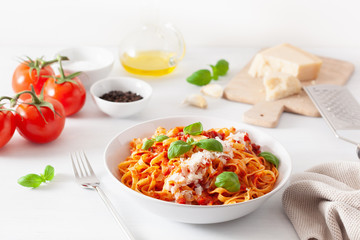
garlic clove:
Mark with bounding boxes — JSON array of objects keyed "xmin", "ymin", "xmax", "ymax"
[
  {"xmin": 184, "ymin": 94, "xmax": 208, "ymax": 109},
  {"xmin": 200, "ymin": 83, "xmax": 223, "ymax": 98}
]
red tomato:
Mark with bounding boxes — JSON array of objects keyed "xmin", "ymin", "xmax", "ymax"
[
  {"xmin": 203, "ymin": 130, "xmax": 225, "ymax": 140},
  {"xmin": 15, "ymin": 97, "xmax": 65, "ymax": 143},
  {"xmin": 44, "ymin": 75, "xmax": 86, "ymax": 116},
  {"xmin": 0, "ymin": 108, "xmax": 16, "ymax": 148},
  {"xmin": 176, "ymin": 196, "xmax": 186, "ymax": 204},
  {"xmin": 12, "ymin": 59, "xmax": 55, "ymax": 99},
  {"xmin": 196, "ymin": 195, "xmax": 213, "ymax": 205}
]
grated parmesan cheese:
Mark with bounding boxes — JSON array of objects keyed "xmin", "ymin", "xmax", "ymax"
[
  {"xmin": 164, "ymin": 137, "xmax": 242, "ymax": 201},
  {"xmin": 195, "ymin": 184, "xmax": 203, "ymax": 196},
  {"xmin": 214, "ymin": 137, "xmax": 234, "ymax": 162},
  {"xmin": 227, "ymin": 131, "xmax": 247, "ymax": 144}
]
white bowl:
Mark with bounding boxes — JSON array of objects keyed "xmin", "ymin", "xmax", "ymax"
[
  {"xmin": 90, "ymin": 77, "xmax": 152, "ymax": 118},
  {"xmin": 104, "ymin": 116, "xmax": 292, "ymax": 224},
  {"xmin": 56, "ymin": 47, "xmax": 114, "ymax": 89}
]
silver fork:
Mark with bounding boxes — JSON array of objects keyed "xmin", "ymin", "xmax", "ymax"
[{"xmin": 71, "ymin": 151, "xmax": 135, "ymax": 240}]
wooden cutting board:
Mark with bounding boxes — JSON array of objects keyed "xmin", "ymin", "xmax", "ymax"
[{"xmin": 224, "ymin": 56, "xmax": 354, "ymax": 128}]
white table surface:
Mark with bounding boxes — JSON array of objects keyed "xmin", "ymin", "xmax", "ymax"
[{"xmin": 1, "ymin": 46, "xmax": 359, "ymax": 240}]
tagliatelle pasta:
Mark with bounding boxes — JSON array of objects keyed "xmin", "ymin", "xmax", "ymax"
[{"xmin": 118, "ymin": 125, "xmax": 279, "ymax": 205}]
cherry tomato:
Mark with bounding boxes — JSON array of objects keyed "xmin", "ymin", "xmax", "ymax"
[
  {"xmin": 44, "ymin": 74, "xmax": 86, "ymax": 116},
  {"xmin": 12, "ymin": 60, "xmax": 55, "ymax": 99},
  {"xmin": 0, "ymin": 108, "xmax": 16, "ymax": 148},
  {"xmin": 15, "ymin": 97, "xmax": 66, "ymax": 143}
]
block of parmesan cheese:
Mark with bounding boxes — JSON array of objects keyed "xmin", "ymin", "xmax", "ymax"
[
  {"xmin": 263, "ymin": 72, "xmax": 302, "ymax": 101},
  {"xmin": 248, "ymin": 43, "xmax": 322, "ymax": 81}
]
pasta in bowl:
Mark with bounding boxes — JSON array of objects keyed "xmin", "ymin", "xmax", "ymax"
[{"xmin": 104, "ymin": 116, "xmax": 292, "ymax": 223}]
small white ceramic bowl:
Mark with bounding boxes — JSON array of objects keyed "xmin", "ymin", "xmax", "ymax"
[
  {"xmin": 56, "ymin": 47, "xmax": 114, "ymax": 89},
  {"xmin": 90, "ymin": 77, "xmax": 152, "ymax": 118},
  {"xmin": 104, "ymin": 116, "xmax": 292, "ymax": 224}
]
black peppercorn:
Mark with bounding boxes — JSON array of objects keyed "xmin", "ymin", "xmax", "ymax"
[{"xmin": 100, "ymin": 90, "xmax": 143, "ymax": 103}]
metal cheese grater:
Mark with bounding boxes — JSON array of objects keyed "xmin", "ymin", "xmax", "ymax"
[{"xmin": 304, "ymin": 84, "xmax": 360, "ymax": 159}]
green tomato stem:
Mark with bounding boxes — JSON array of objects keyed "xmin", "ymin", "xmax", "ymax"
[
  {"xmin": 13, "ymin": 90, "xmax": 42, "ymax": 105},
  {"xmin": 0, "ymin": 96, "xmax": 13, "ymax": 102},
  {"xmin": 23, "ymin": 56, "xmax": 67, "ymax": 80},
  {"xmin": 10, "ymin": 85, "xmax": 58, "ymax": 123},
  {"xmin": 49, "ymin": 55, "xmax": 81, "ymax": 85},
  {"xmin": 41, "ymin": 55, "xmax": 69, "ymax": 68},
  {"xmin": 57, "ymin": 55, "xmax": 66, "ymax": 79}
]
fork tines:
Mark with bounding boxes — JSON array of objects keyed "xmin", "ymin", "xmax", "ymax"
[{"xmin": 71, "ymin": 151, "xmax": 97, "ymax": 180}]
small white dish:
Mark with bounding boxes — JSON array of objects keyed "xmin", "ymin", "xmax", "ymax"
[
  {"xmin": 90, "ymin": 77, "xmax": 152, "ymax": 118},
  {"xmin": 104, "ymin": 116, "xmax": 292, "ymax": 224},
  {"xmin": 56, "ymin": 47, "xmax": 114, "ymax": 89}
]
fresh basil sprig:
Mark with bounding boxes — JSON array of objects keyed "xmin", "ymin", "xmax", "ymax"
[
  {"xmin": 211, "ymin": 59, "xmax": 229, "ymax": 80},
  {"xmin": 187, "ymin": 59, "xmax": 229, "ymax": 86},
  {"xmin": 155, "ymin": 135, "xmax": 169, "ymax": 142},
  {"xmin": 142, "ymin": 139, "xmax": 155, "ymax": 150},
  {"xmin": 186, "ymin": 137, "xmax": 195, "ymax": 144},
  {"xmin": 186, "ymin": 69, "xmax": 212, "ymax": 86},
  {"xmin": 183, "ymin": 122, "xmax": 203, "ymax": 136},
  {"xmin": 215, "ymin": 171, "xmax": 240, "ymax": 192},
  {"xmin": 196, "ymin": 138, "xmax": 223, "ymax": 152},
  {"xmin": 18, "ymin": 165, "xmax": 55, "ymax": 188},
  {"xmin": 259, "ymin": 151, "xmax": 279, "ymax": 168},
  {"xmin": 168, "ymin": 140, "xmax": 193, "ymax": 159},
  {"xmin": 142, "ymin": 135, "xmax": 169, "ymax": 150},
  {"xmin": 167, "ymin": 138, "xmax": 223, "ymax": 159}
]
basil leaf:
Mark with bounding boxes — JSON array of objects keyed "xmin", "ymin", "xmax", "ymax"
[
  {"xmin": 142, "ymin": 139, "xmax": 155, "ymax": 150},
  {"xmin": 168, "ymin": 140, "xmax": 192, "ymax": 159},
  {"xmin": 215, "ymin": 59, "xmax": 229, "ymax": 76},
  {"xmin": 215, "ymin": 172, "xmax": 240, "ymax": 192},
  {"xmin": 18, "ymin": 174, "xmax": 44, "ymax": 188},
  {"xmin": 43, "ymin": 165, "xmax": 55, "ymax": 181},
  {"xmin": 186, "ymin": 137, "xmax": 195, "ymax": 145},
  {"xmin": 210, "ymin": 65, "xmax": 219, "ymax": 80},
  {"xmin": 155, "ymin": 135, "xmax": 169, "ymax": 142},
  {"xmin": 195, "ymin": 139, "xmax": 223, "ymax": 152},
  {"xmin": 186, "ymin": 69, "xmax": 212, "ymax": 86},
  {"xmin": 259, "ymin": 151, "xmax": 279, "ymax": 168},
  {"xmin": 184, "ymin": 122, "xmax": 203, "ymax": 136}
]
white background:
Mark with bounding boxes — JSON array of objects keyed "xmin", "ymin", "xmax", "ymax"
[
  {"xmin": 1, "ymin": 1, "xmax": 360, "ymax": 240},
  {"xmin": 1, "ymin": 0, "xmax": 360, "ymax": 48},
  {"xmin": 4, "ymin": 46, "xmax": 359, "ymax": 240}
]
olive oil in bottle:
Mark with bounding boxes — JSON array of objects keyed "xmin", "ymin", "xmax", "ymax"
[{"xmin": 120, "ymin": 50, "xmax": 177, "ymax": 76}]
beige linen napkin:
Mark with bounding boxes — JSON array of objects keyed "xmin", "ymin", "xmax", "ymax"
[{"xmin": 282, "ymin": 161, "xmax": 360, "ymax": 240}]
